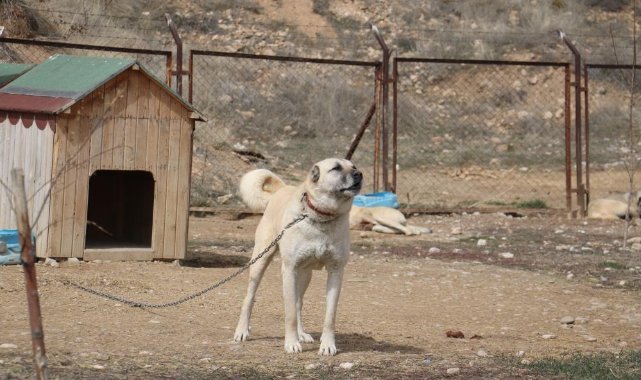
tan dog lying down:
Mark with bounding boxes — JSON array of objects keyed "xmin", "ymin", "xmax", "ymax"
[
  {"xmin": 349, "ymin": 205, "xmax": 432, "ymax": 235},
  {"xmin": 587, "ymin": 191, "xmax": 641, "ymax": 219}
]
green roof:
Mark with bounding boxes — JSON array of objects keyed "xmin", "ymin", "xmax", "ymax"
[
  {"xmin": 2, "ymin": 55, "xmax": 133, "ymax": 99},
  {"xmin": 0, "ymin": 63, "xmax": 34, "ymax": 87},
  {"xmin": 0, "ymin": 54, "xmax": 204, "ymax": 119}
]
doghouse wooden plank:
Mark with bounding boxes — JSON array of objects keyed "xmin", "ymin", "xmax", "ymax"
[
  {"xmin": 145, "ymin": 80, "xmax": 161, "ymax": 172},
  {"xmin": 83, "ymin": 248, "xmax": 154, "ymax": 262},
  {"xmin": 153, "ymin": 91, "xmax": 171, "ymax": 258},
  {"xmin": 60, "ymin": 108, "xmax": 80, "ymax": 258},
  {"xmin": 89, "ymin": 87, "xmax": 105, "ymax": 174},
  {"xmin": 47, "ymin": 116, "xmax": 69, "ymax": 257},
  {"xmin": 135, "ymin": 74, "xmax": 150, "ymax": 169},
  {"xmin": 0, "ymin": 120, "xmax": 9, "ymax": 227},
  {"xmin": 162, "ymin": 98, "xmax": 182, "ymax": 259},
  {"xmin": 174, "ymin": 108, "xmax": 192, "ymax": 259},
  {"xmin": 123, "ymin": 71, "xmax": 138, "ymax": 171},
  {"xmin": 100, "ymin": 79, "xmax": 117, "ymax": 169},
  {"xmin": 111, "ymin": 73, "xmax": 129, "ymax": 168},
  {"xmin": 71, "ymin": 97, "xmax": 93, "ymax": 258},
  {"xmin": 34, "ymin": 126, "xmax": 54, "ymax": 257}
]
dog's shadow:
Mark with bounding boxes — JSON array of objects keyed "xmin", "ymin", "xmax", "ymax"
[
  {"xmin": 181, "ymin": 252, "xmax": 250, "ymax": 268},
  {"xmin": 252, "ymin": 333, "xmax": 423, "ymax": 354}
]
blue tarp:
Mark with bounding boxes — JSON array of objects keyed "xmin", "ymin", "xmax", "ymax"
[
  {"xmin": 0, "ymin": 229, "xmax": 23, "ymax": 265},
  {"xmin": 353, "ymin": 192, "xmax": 400, "ymax": 208}
]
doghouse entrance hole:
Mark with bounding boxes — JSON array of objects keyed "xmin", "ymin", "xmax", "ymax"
[{"xmin": 85, "ymin": 170, "xmax": 154, "ymax": 249}]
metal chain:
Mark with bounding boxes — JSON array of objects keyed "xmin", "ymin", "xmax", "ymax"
[{"xmin": 63, "ymin": 214, "xmax": 308, "ymax": 308}]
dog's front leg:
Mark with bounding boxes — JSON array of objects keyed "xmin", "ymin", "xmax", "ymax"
[
  {"xmin": 282, "ymin": 267, "xmax": 302, "ymax": 353},
  {"xmin": 296, "ymin": 268, "xmax": 314, "ymax": 343},
  {"xmin": 319, "ymin": 267, "xmax": 344, "ymax": 356}
]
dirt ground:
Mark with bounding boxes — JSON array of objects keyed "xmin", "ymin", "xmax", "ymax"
[{"xmin": 1, "ymin": 211, "xmax": 641, "ymax": 379}]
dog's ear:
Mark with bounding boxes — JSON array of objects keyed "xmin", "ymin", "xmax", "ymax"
[{"xmin": 311, "ymin": 165, "xmax": 320, "ymax": 183}]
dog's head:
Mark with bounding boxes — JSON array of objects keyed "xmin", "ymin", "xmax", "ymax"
[{"xmin": 305, "ymin": 158, "xmax": 362, "ymax": 207}]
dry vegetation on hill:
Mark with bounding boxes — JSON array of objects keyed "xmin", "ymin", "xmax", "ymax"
[{"xmin": 2, "ymin": 0, "xmax": 638, "ymax": 62}]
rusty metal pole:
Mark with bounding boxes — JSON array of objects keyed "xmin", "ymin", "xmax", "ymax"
[
  {"xmin": 346, "ymin": 102, "xmax": 376, "ymax": 160},
  {"xmin": 11, "ymin": 169, "xmax": 48, "ymax": 380},
  {"xmin": 558, "ymin": 30, "xmax": 585, "ymax": 217},
  {"xmin": 165, "ymin": 13, "xmax": 183, "ymax": 96},
  {"xmin": 188, "ymin": 50, "xmax": 194, "ymax": 104},
  {"xmin": 371, "ymin": 23, "xmax": 390, "ymax": 191},
  {"xmin": 583, "ymin": 65, "xmax": 590, "ymax": 207},
  {"xmin": 391, "ymin": 55, "xmax": 398, "ymax": 193},
  {"xmin": 564, "ymin": 64, "xmax": 572, "ymax": 213},
  {"xmin": 373, "ymin": 64, "xmax": 382, "ymax": 192}
]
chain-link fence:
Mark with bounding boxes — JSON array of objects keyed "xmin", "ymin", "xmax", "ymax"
[
  {"xmin": 189, "ymin": 51, "xmax": 378, "ymax": 209},
  {"xmin": 393, "ymin": 58, "xmax": 570, "ymax": 209},
  {"xmin": 0, "ymin": 37, "xmax": 170, "ymax": 84},
  {"xmin": 586, "ymin": 64, "xmax": 641, "ymax": 202}
]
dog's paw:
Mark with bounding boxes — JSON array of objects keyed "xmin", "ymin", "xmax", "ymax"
[
  {"xmin": 319, "ymin": 333, "xmax": 337, "ymax": 356},
  {"xmin": 233, "ymin": 328, "xmax": 250, "ymax": 342},
  {"xmin": 318, "ymin": 342, "xmax": 337, "ymax": 356},
  {"xmin": 298, "ymin": 331, "xmax": 315, "ymax": 343},
  {"xmin": 284, "ymin": 340, "xmax": 303, "ymax": 354}
]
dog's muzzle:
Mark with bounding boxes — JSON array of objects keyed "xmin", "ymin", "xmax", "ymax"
[{"xmin": 342, "ymin": 170, "xmax": 363, "ymax": 193}]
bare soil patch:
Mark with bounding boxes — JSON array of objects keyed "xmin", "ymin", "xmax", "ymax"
[{"xmin": 1, "ymin": 212, "xmax": 641, "ymax": 378}]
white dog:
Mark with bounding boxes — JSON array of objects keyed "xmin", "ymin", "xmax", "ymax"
[
  {"xmin": 349, "ymin": 205, "xmax": 432, "ymax": 235},
  {"xmin": 234, "ymin": 159, "xmax": 362, "ymax": 355},
  {"xmin": 588, "ymin": 191, "xmax": 641, "ymax": 220}
]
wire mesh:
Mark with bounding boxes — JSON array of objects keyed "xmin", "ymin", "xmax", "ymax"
[
  {"xmin": 0, "ymin": 38, "xmax": 169, "ymax": 82},
  {"xmin": 190, "ymin": 52, "xmax": 377, "ymax": 209},
  {"xmin": 395, "ymin": 59, "xmax": 568, "ymax": 209},
  {"xmin": 586, "ymin": 65, "xmax": 641, "ymax": 201}
]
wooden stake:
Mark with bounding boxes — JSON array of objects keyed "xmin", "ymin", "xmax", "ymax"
[{"xmin": 11, "ymin": 169, "xmax": 49, "ymax": 380}]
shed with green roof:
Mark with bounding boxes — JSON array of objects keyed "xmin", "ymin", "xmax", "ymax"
[{"xmin": 0, "ymin": 54, "xmax": 204, "ymax": 261}]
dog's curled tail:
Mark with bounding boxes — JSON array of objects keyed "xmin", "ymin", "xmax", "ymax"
[{"xmin": 239, "ymin": 169, "xmax": 286, "ymax": 212}]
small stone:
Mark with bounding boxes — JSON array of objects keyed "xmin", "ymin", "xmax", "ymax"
[
  {"xmin": 560, "ymin": 316, "xmax": 575, "ymax": 325},
  {"xmin": 44, "ymin": 257, "xmax": 56, "ymax": 266},
  {"xmin": 67, "ymin": 257, "xmax": 80, "ymax": 265},
  {"xmin": 477, "ymin": 348, "xmax": 488, "ymax": 357},
  {"xmin": 584, "ymin": 336, "xmax": 597, "ymax": 342},
  {"xmin": 428, "ymin": 247, "xmax": 441, "ymax": 254},
  {"xmin": 0, "ymin": 343, "xmax": 17, "ymax": 349},
  {"xmin": 450, "ymin": 227, "xmax": 462, "ymax": 235},
  {"xmin": 499, "ymin": 252, "xmax": 514, "ymax": 259},
  {"xmin": 541, "ymin": 334, "xmax": 556, "ymax": 340},
  {"xmin": 453, "ymin": 248, "xmax": 464, "ymax": 254},
  {"xmin": 305, "ymin": 363, "xmax": 319, "ymax": 370},
  {"xmin": 446, "ymin": 367, "xmax": 460, "ymax": 375},
  {"xmin": 566, "ymin": 272, "xmax": 574, "ymax": 280},
  {"xmin": 575, "ymin": 317, "xmax": 589, "ymax": 324},
  {"xmin": 339, "ymin": 362, "xmax": 354, "ymax": 370},
  {"xmin": 516, "ymin": 350, "xmax": 525, "ymax": 357},
  {"xmin": 149, "ymin": 320, "xmax": 161, "ymax": 324},
  {"xmin": 92, "ymin": 364, "xmax": 105, "ymax": 370},
  {"xmin": 477, "ymin": 239, "xmax": 487, "ymax": 247},
  {"xmin": 619, "ymin": 280, "xmax": 626, "ymax": 286},
  {"xmin": 422, "ymin": 358, "xmax": 432, "ymax": 365}
]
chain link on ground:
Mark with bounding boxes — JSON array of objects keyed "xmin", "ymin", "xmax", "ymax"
[{"xmin": 62, "ymin": 214, "xmax": 308, "ymax": 308}]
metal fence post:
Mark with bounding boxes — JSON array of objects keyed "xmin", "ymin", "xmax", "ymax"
[
  {"xmin": 165, "ymin": 13, "xmax": 183, "ymax": 96},
  {"xmin": 371, "ymin": 23, "xmax": 391, "ymax": 191},
  {"xmin": 558, "ymin": 30, "xmax": 586, "ymax": 217}
]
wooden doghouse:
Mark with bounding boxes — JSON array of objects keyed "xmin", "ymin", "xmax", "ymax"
[{"xmin": 0, "ymin": 55, "xmax": 204, "ymax": 261}]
